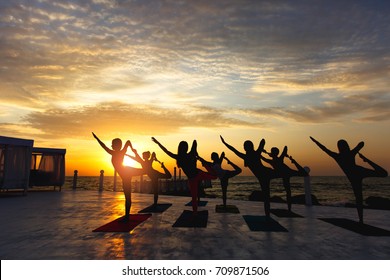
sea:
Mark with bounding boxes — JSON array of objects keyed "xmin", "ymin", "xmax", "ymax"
[{"xmin": 63, "ymin": 175, "xmax": 390, "ymax": 207}]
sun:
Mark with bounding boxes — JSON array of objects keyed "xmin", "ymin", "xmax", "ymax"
[{"xmin": 123, "ymin": 156, "xmax": 140, "ymax": 168}]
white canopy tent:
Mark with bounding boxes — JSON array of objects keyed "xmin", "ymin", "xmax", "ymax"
[
  {"xmin": 30, "ymin": 147, "xmax": 66, "ymax": 191},
  {"xmin": 1, "ymin": 135, "xmax": 67, "ymax": 193},
  {"xmin": 0, "ymin": 136, "xmax": 34, "ymax": 192}
]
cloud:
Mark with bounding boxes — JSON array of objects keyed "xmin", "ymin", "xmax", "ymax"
[
  {"xmin": 17, "ymin": 102, "xmax": 256, "ymax": 139},
  {"xmin": 245, "ymin": 93, "xmax": 390, "ymax": 123},
  {"xmin": 1, "ymin": 0, "xmax": 389, "ymax": 139},
  {"xmin": 16, "ymin": 91, "xmax": 389, "ymax": 143}
]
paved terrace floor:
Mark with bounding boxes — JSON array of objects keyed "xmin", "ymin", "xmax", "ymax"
[{"xmin": 0, "ymin": 190, "xmax": 389, "ymax": 260}]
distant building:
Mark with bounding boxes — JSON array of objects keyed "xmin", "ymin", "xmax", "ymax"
[{"xmin": 0, "ymin": 135, "xmax": 66, "ymax": 193}]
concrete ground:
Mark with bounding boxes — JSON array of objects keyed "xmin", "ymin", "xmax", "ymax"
[{"xmin": 0, "ymin": 190, "xmax": 389, "ymax": 260}]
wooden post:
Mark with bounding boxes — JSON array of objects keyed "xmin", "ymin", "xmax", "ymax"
[
  {"xmin": 99, "ymin": 170, "xmax": 104, "ymax": 192},
  {"xmin": 72, "ymin": 170, "xmax": 78, "ymax": 190},
  {"xmin": 304, "ymin": 166, "xmax": 312, "ymax": 206}
]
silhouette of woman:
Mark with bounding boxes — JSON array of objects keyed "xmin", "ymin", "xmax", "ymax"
[
  {"xmin": 92, "ymin": 132, "xmax": 144, "ymax": 222},
  {"xmin": 152, "ymin": 137, "xmax": 217, "ymax": 215},
  {"xmin": 310, "ymin": 137, "xmax": 388, "ymax": 223},
  {"xmin": 198, "ymin": 151, "xmax": 242, "ymax": 208},
  {"xmin": 127, "ymin": 148, "xmax": 172, "ymax": 206},
  {"xmin": 261, "ymin": 146, "xmax": 308, "ymax": 212},
  {"xmin": 220, "ymin": 136, "xmax": 276, "ymax": 217}
]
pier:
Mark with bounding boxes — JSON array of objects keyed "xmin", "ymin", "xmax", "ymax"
[{"xmin": 0, "ymin": 190, "xmax": 389, "ymax": 260}]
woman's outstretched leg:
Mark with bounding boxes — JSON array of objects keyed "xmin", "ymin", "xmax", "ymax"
[
  {"xmin": 359, "ymin": 153, "xmax": 388, "ymax": 177},
  {"xmin": 160, "ymin": 162, "xmax": 172, "ymax": 179},
  {"xmin": 225, "ymin": 157, "xmax": 242, "ymax": 177},
  {"xmin": 289, "ymin": 156, "xmax": 308, "ymax": 177}
]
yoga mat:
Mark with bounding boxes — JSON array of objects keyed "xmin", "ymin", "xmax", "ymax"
[
  {"xmin": 172, "ymin": 210, "xmax": 208, "ymax": 228},
  {"xmin": 319, "ymin": 218, "xmax": 390, "ymax": 236},
  {"xmin": 92, "ymin": 214, "xmax": 152, "ymax": 232},
  {"xmin": 138, "ymin": 203, "xmax": 172, "ymax": 213},
  {"xmin": 270, "ymin": 209, "xmax": 303, "ymax": 218},
  {"xmin": 216, "ymin": 204, "xmax": 240, "ymax": 213},
  {"xmin": 243, "ymin": 215, "xmax": 288, "ymax": 232},
  {"xmin": 185, "ymin": 200, "xmax": 208, "ymax": 206}
]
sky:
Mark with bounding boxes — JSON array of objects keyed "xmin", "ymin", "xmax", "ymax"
[{"xmin": 1, "ymin": 0, "xmax": 389, "ymax": 176}]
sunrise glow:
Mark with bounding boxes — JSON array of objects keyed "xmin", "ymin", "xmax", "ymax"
[{"xmin": 1, "ymin": 0, "xmax": 389, "ymax": 176}]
